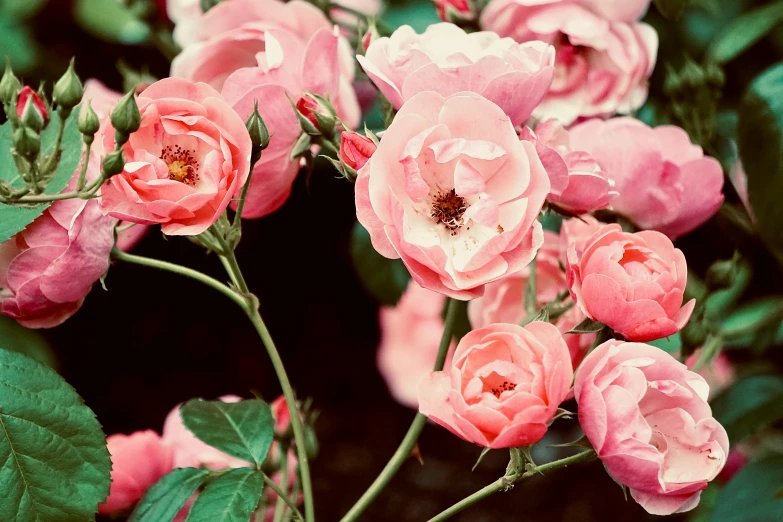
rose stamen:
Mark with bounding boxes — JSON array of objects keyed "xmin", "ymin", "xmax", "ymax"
[
  {"xmin": 161, "ymin": 145, "xmax": 199, "ymax": 185},
  {"xmin": 431, "ymin": 188, "xmax": 467, "ymax": 236},
  {"xmin": 490, "ymin": 380, "xmax": 516, "ymax": 398}
]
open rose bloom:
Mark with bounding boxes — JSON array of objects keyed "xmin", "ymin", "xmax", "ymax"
[
  {"xmin": 419, "ymin": 322, "xmax": 572, "ymax": 448},
  {"xmin": 575, "ymin": 341, "xmax": 729, "ymax": 515},
  {"xmin": 355, "ymin": 91, "xmax": 550, "ymax": 299},
  {"xmin": 99, "ymin": 78, "xmax": 252, "ymax": 235}
]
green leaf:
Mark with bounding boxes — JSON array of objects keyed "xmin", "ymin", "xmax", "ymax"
[
  {"xmin": 186, "ymin": 468, "xmax": 264, "ymax": 522},
  {"xmin": 73, "ymin": 0, "xmax": 151, "ymax": 44},
  {"xmin": 708, "ymin": 457, "xmax": 783, "ymax": 522},
  {"xmin": 710, "ymin": 375, "xmax": 783, "ymax": 442},
  {"xmin": 738, "ymin": 63, "xmax": 783, "ymax": 262},
  {"xmin": 0, "ymin": 0, "xmax": 49, "ymax": 19},
  {"xmin": 0, "ymin": 18, "xmax": 38, "ymax": 72},
  {"xmin": 722, "ymin": 297, "xmax": 783, "ymax": 349},
  {"xmin": 383, "ymin": 0, "xmax": 441, "ymax": 32},
  {"xmin": 0, "ymin": 348, "xmax": 111, "ymax": 521},
  {"xmin": 648, "ymin": 332, "xmax": 682, "ymax": 354},
  {"xmin": 350, "ymin": 220, "xmax": 410, "ymax": 306},
  {"xmin": 566, "ymin": 318, "xmax": 605, "ymax": 335},
  {"xmin": 471, "ymin": 447, "xmax": 492, "ymax": 472},
  {"xmin": 180, "ymin": 399, "xmax": 275, "ymax": 468},
  {"xmin": 653, "ymin": 0, "xmax": 691, "ymax": 19},
  {"xmin": 0, "ymin": 316, "xmax": 57, "ymax": 369},
  {"xmin": 129, "ymin": 468, "xmax": 210, "ymax": 522},
  {"xmin": 708, "ymin": 1, "xmax": 783, "ymax": 64},
  {"xmin": 0, "ymin": 106, "xmax": 85, "ymax": 243}
]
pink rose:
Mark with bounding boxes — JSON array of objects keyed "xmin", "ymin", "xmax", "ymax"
[
  {"xmin": 729, "ymin": 160, "xmax": 754, "ymax": 222},
  {"xmin": 331, "ymin": 0, "xmax": 383, "ymax": 28},
  {"xmin": 99, "ymin": 78, "xmax": 252, "ymax": 236},
  {"xmin": 162, "ymin": 395, "xmax": 252, "ymax": 469},
  {"xmin": 355, "ymin": 91, "xmax": 550, "ymax": 300},
  {"xmin": 569, "ymin": 118, "xmax": 725, "ymax": 239},
  {"xmin": 578, "ymin": 0, "xmax": 651, "ymax": 22},
  {"xmin": 167, "ymin": 0, "xmax": 202, "ymax": 47},
  {"xmin": 358, "ymin": 23, "xmax": 555, "ymax": 127},
  {"xmin": 481, "ymin": 2, "xmax": 657, "ymax": 124},
  {"xmin": 468, "ymin": 231, "xmax": 592, "ymax": 367},
  {"xmin": 686, "ymin": 350, "xmax": 735, "ymax": 399},
  {"xmin": 377, "ymin": 280, "xmax": 454, "ymax": 408},
  {"xmin": 220, "ymin": 27, "xmax": 360, "ymax": 219},
  {"xmin": 567, "ymin": 224, "xmax": 695, "ymax": 342},
  {"xmin": 558, "ymin": 214, "xmax": 604, "ymax": 265},
  {"xmin": 418, "ymin": 321, "xmax": 573, "ymax": 448},
  {"xmin": 574, "ymin": 340, "xmax": 729, "ymax": 515},
  {"xmin": 434, "ymin": 0, "xmax": 475, "ymax": 22},
  {"xmin": 340, "ymin": 131, "xmax": 377, "ymax": 171},
  {"xmin": 520, "ymin": 119, "xmax": 617, "ymax": 214},
  {"xmin": 99, "ymin": 430, "xmax": 174, "ymax": 515}
]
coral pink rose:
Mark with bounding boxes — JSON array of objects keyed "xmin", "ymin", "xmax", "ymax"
[
  {"xmin": 468, "ymin": 231, "xmax": 592, "ymax": 367},
  {"xmin": 162, "ymin": 395, "xmax": 252, "ymax": 469},
  {"xmin": 99, "ymin": 78, "xmax": 252, "ymax": 235},
  {"xmin": 99, "ymin": 430, "xmax": 174, "ymax": 515},
  {"xmin": 419, "ymin": 321, "xmax": 572, "ymax": 448},
  {"xmin": 574, "ymin": 340, "xmax": 729, "ymax": 515},
  {"xmin": 558, "ymin": 214, "xmax": 604, "ymax": 266},
  {"xmin": 355, "ymin": 91, "xmax": 550, "ymax": 300},
  {"xmin": 358, "ymin": 23, "xmax": 555, "ymax": 127},
  {"xmin": 567, "ymin": 224, "xmax": 695, "ymax": 342},
  {"xmin": 220, "ymin": 27, "xmax": 360, "ymax": 219},
  {"xmin": 521, "ymin": 119, "xmax": 617, "ymax": 214},
  {"xmin": 569, "ymin": 118, "xmax": 724, "ymax": 238},
  {"xmin": 481, "ymin": 2, "xmax": 657, "ymax": 124},
  {"xmin": 377, "ymin": 280, "xmax": 454, "ymax": 408}
]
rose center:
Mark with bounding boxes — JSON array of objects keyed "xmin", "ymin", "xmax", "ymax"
[
  {"xmin": 161, "ymin": 145, "xmax": 199, "ymax": 185},
  {"xmin": 489, "ymin": 380, "xmax": 516, "ymax": 398},
  {"xmin": 431, "ymin": 188, "xmax": 467, "ymax": 235}
]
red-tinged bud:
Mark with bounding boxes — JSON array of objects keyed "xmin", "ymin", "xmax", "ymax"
[
  {"xmin": 434, "ymin": 0, "xmax": 475, "ymax": 22},
  {"xmin": 296, "ymin": 96, "xmax": 320, "ymax": 128},
  {"xmin": 340, "ymin": 131, "xmax": 377, "ymax": 170},
  {"xmin": 16, "ymin": 86, "xmax": 48, "ymax": 128}
]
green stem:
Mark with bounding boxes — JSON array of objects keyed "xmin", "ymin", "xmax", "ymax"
[
  {"xmin": 273, "ymin": 446, "xmax": 290, "ymax": 522},
  {"xmin": 41, "ymin": 111, "xmax": 67, "ymax": 175},
  {"xmin": 340, "ymin": 298, "xmax": 460, "ymax": 522},
  {"xmin": 427, "ymin": 450, "xmax": 597, "ymax": 522},
  {"xmin": 524, "ymin": 256, "xmax": 537, "ymax": 315},
  {"xmin": 229, "ymin": 158, "xmax": 258, "ymax": 244},
  {"xmin": 76, "ymin": 142, "xmax": 92, "ymax": 192},
  {"xmin": 109, "ymin": 248, "xmax": 247, "ymax": 310},
  {"xmin": 264, "ymin": 470, "xmax": 303, "ymax": 522}
]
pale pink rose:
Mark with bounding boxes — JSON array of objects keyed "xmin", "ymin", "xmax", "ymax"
[
  {"xmin": 520, "ymin": 119, "xmax": 617, "ymax": 214},
  {"xmin": 481, "ymin": 2, "xmax": 657, "ymax": 124},
  {"xmin": 220, "ymin": 27, "xmax": 360, "ymax": 219},
  {"xmin": 355, "ymin": 91, "xmax": 550, "ymax": 300},
  {"xmin": 468, "ymin": 231, "xmax": 592, "ymax": 367},
  {"xmin": 686, "ymin": 351, "xmax": 735, "ymax": 400},
  {"xmin": 377, "ymin": 280, "xmax": 454, "ymax": 408},
  {"xmin": 567, "ymin": 224, "xmax": 695, "ymax": 342},
  {"xmin": 558, "ymin": 214, "xmax": 604, "ymax": 266},
  {"xmin": 167, "ymin": 0, "xmax": 202, "ymax": 47},
  {"xmin": 331, "ymin": 0, "xmax": 383, "ymax": 27},
  {"xmin": 162, "ymin": 395, "xmax": 252, "ymax": 469},
  {"xmin": 99, "ymin": 430, "xmax": 174, "ymax": 515},
  {"xmin": 358, "ymin": 23, "xmax": 555, "ymax": 127},
  {"xmin": 419, "ymin": 321, "xmax": 573, "ymax": 448},
  {"xmin": 574, "ymin": 340, "xmax": 729, "ymax": 515},
  {"xmin": 99, "ymin": 78, "xmax": 252, "ymax": 236},
  {"xmin": 569, "ymin": 118, "xmax": 724, "ymax": 239},
  {"xmin": 729, "ymin": 160, "xmax": 754, "ymax": 222}
]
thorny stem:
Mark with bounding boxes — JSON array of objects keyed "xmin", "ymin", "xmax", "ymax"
[
  {"xmin": 427, "ymin": 450, "xmax": 598, "ymax": 522},
  {"xmin": 339, "ymin": 298, "xmax": 460, "ymax": 522}
]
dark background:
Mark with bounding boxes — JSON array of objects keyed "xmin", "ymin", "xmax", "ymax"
[{"xmin": 7, "ymin": 0, "xmax": 783, "ymax": 520}]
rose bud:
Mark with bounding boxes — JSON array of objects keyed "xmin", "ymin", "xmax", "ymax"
[
  {"xmin": 568, "ymin": 118, "xmax": 724, "ymax": 239},
  {"xmin": 52, "ymin": 59, "xmax": 83, "ymax": 110},
  {"xmin": 98, "ymin": 78, "xmax": 252, "ymax": 236},
  {"xmin": 0, "ymin": 59, "xmax": 21, "ymax": 104},
  {"xmin": 355, "ymin": 91, "xmax": 550, "ymax": 300},
  {"xmin": 99, "ymin": 431, "xmax": 173, "ymax": 516},
  {"xmin": 357, "ymin": 23, "xmax": 555, "ymax": 127},
  {"xmin": 434, "ymin": 0, "xmax": 475, "ymax": 22},
  {"xmin": 16, "ymin": 86, "xmax": 48, "ymax": 130},
  {"xmin": 418, "ymin": 322, "xmax": 572, "ymax": 448},
  {"xmin": 340, "ymin": 131, "xmax": 376, "ymax": 171},
  {"xmin": 520, "ymin": 119, "xmax": 617, "ymax": 215},
  {"xmin": 575, "ymin": 340, "xmax": 728, "ymax": 515},
  {"xmin": 566, "ymin": 224, "xmax": 695, "ymax": 342}
]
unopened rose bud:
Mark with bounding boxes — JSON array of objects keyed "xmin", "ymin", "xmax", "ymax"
[
  {"xmin": 102, "ymin": 150, "xmax": 126, "ymax": 178},
  {"xmin": 706, "ymin": 252, "xmax": 740, "ymax": 291},
  {"xmin": 111, "ymin": 90, "xmax": 141, "ymax": 144},
  {"xmin": 295, "ymin": 96, "xmax": 322, "ymax": 135},
  {"xmin": 434, "ymin": 0, "xmax": 475, "ymax": 22},
  {"xmin": 17, "ymin": 87, "xmax": 47, "ymax": 132},
  {"xmin": 52, "ymin": 59, "xmax": 83, "ymax": 110},
  {"xmin": 78, "ymin": 100, "xmax": 101, "ymax": 145},
  {"xmin": 304, "ymin": 425, "xmax": 319, "ymax": 460},
  {"xmin": 245, "ymin": 102, "xmax": 270, "ymax": 152},
  {"xmin": 361, "ymin": 21, "xmax": 380, "ymax": 54},
  {"xmin": 0, "ymin": 59, "xmax": 21, "ymax": 105},
  {"xmin": 340, "ymin": 131, "xmax": 377, "ymax": 170},
  {"xmin": 13, "ymin": 126, "xmax": 41, "ymax": 159}
]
